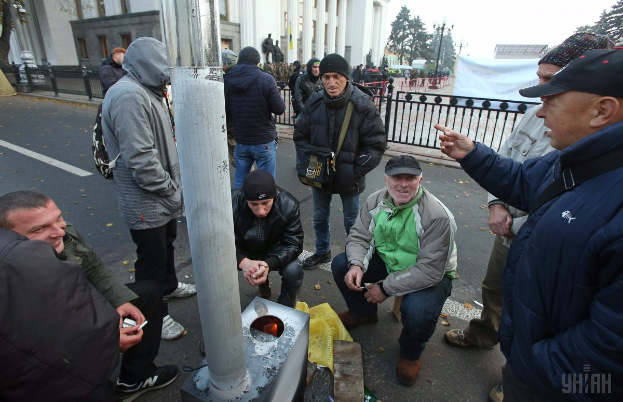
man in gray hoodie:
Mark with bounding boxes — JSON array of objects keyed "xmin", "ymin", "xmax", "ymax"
[{"xmin": 102, "ymin": 37, "xmax": 196, "ymax": 342}]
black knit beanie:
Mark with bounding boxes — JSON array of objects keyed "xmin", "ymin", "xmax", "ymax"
[
  {"xmin": 238, "ymin": 46, "xmax": 261, "ymax": 65},
  {"xmin": 243, "ymin": 170, "xmax": 276, "ymax": 201},
  {"xmin": 320, "ymin": 53, "xmax": 350, "ymax": 79}
]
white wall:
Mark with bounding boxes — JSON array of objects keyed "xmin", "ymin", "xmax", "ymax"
[{"xmin": 34, "ymin": 0, "xmax": 79, "ymax": 65}]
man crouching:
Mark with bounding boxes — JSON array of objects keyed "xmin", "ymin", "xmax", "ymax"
[
  {"xmin": 332, "ymin": 155, "xmax": 457, "ymax": 385},
  {"xmin": 233, "ymin": 170, "xmax": 304, "ymax": 307}
]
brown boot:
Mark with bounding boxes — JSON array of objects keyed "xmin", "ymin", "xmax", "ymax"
[
  {"xmin": 337, "ymin": 310, "xmax": 378, "ymax": 331},
  {"xmin": 396, "ymin": 354, "xmax": 421, "ymax": 386}
]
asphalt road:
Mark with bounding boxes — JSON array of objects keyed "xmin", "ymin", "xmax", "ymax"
[{"xmin": 0, "ymin": 95, "xmax": 505, "ymax": 401}]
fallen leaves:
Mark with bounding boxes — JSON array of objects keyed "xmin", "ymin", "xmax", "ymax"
[
  {"xmin": 106, "ymin": 223, "xmax": 114, "ymax": 227},
  {"xmin": 122, "ymin": 260, "xmax": 130, "ymax": 265},
  {"xmin": 314, "ymin": 283, "xmax": 321, "ymax": 290},
  {"xmin": 377, "ymin": 346, "xmax": 385, "ymax": 353},
  {"xmin": 441, "ymin": 320, "xmax": 450, "ymax": 326},
  {"xmin": 440, "ymin": 312, "xmax": 448, "ymax": 319},
  {"xmin": 464, "ymin": 303, "xmax": 474, "ymax": 310},
  {"xmin": 128, "ymin": 267, "xmax": 135, "ymax": 273}
]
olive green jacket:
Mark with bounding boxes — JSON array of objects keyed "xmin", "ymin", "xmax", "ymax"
[{"xmin": 59, "ymin": 223, "xmax": 137, "ymax": 308}]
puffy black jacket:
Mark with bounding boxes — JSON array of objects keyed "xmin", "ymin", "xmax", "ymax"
[
  {"xmin": 0, "ymin": 229, "xmax": 120, "ymax": 401},
  {"xmin": 99, "ymin": 56, "xmax": 126, "ymax": 96},
  {"xmin": 232, "ymin": 187, "xmax": 303, "ymax": 271},
  {"xmin": 293, "ymin": 83, "xmax": 387, "ymax": 195},
  {"xmin": 224, "ymin": 63, "xmax": 286, "ymax": 145}
]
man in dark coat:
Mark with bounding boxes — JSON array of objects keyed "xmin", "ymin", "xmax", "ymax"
[
  {"xmin": 439, "ymin": 49, "xmax": 623, "ymax": 400},
  {"xmin": 99, "ymin": 47, "xmax": 126, "ymax": 96},
  {"xmin": 294, "ymin": 53, "xmax": 386, "ymax": 270},
  {"xmin": 289, "ymin": 60, "xmax": 304, "ymax": 115},
  {"xmin": 292, "ymin": 58, "xmax": 323, "ymax": 115},
  {"xmin": 224, "ymin": 46, "xmax": 285, "ymax": 188}
]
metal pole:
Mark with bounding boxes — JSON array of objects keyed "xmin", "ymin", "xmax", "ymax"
[
  {"xmin": 430, "ymin": 24, "xmax": 444, "ymax": 90},
  {"xmin": 160, "ymin": 0, "xmax": 248, "ymax": 399}
]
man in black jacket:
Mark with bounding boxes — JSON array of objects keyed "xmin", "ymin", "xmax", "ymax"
[
  {"xmin": 292, "ymin": 58, "xmax": 323, "ymax": 116},
  {"xmin": 294, "ymin": 53, "xmax": 386, "ymax": 270},
  {"xmin": 233, "ymin": 170, "xmax": 304, "ymax": 307},
  {"xmin": 288, "ymin": 60, "xmax": 304, "ymax": 108},
  {"xmin": 100, "ymin": 47, "xmax": 126, "ymax": 96}
]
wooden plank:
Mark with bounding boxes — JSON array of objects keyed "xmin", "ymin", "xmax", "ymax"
[
  {"xmin": 306, "ymin": 361, "xmax": 318, "ymax": 388},
  {"xmin": 333, "ymin": 340, "xmax": 364, "ymax": 402}
]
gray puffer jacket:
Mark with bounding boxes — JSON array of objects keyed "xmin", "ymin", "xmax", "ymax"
[{"xmin": 102, "ymin": 37, "xmax": 183, "ymax": 230}]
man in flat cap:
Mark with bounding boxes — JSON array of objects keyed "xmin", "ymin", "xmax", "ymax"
[
  {"xmin": 445, "ymin": 32, "xmax": 614, "ymax": 351},
  {"xmin": 294, "ymin": 53, "xmax": 386, "ymax": 270},
  {"xmin": 232, "ymin": 169, "xmax": 304, "ymax": 308},
  {"xmin": 439, "ymin": 49, "xmax": 623, "ymax": 400},
  {"xmin": 332, "ymin": 155, "xmax": 458, "ymax": 386}
]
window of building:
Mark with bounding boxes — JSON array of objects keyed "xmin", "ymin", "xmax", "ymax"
[
  {"xmin": 98, "ymin": 36, "xmax": 108, "ymax": 59},
  {"xmin": 74, "ymin": 0, "xmax": 83, "ymax": 19},
  {"xmin": 220, "ymin": 0, "xmax": 228, "ymax": 21},
  {"xmin": 121, "ymin": 34, "xmax": 132, "ymax": 48},
  {"xmin": 299, "ymin": 16, "xmax": 303, "ymax": 37},
  {"xmin": 78, "ymin": 38, "xmax": 88, "ymax": 58},
  {"xmin": 120, "ymin": 0, "xmax": 128, "ymax": 14},
  {"xmin": 284, "ymin": 11, "xmax": 288, "ymax": 31},
  {"xmin": 325, "ymin": 24, "xmax": 327, "ymax": 45},
  {"xmin": 312, "ymin": 20, "xmax": 316, "ymax": 41},
  {"xmin": 222, "ymin": 38, "xmax": 232, "ymax": 51}
]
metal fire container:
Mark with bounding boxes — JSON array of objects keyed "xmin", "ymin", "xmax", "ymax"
[{"xmin": 181, "ymin": 297, "xmax": 310, "ymax": 401}]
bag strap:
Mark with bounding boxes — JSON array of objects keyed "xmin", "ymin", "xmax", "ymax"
[
  {"xmin": 530, "ymin": 146, "xmax": 623, "ymax": 213},
  {"xmin": 335, "ymin": 100, "xmax": 354, "ymax": 158}
]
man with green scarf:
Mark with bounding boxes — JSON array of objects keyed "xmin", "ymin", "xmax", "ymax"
[{"xmin": 332, "ymin": 155, "xmax": 458, "ymax": 386}]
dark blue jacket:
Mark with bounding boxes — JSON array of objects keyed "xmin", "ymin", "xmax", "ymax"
[
  {"xmin": 460, "ymin": 120, "xmax": 623, "ymax": 400},
  {"xmin": 224, "ymin": 63, "xmax": 285, "ymax": 145}
]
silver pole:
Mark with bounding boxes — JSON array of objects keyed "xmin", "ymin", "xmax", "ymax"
[{"xmin": 160, "ymin": 0, "xmax": 248, "ymax": 398}]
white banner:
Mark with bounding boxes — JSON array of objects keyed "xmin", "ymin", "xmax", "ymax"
[{"xmin": 453, "ymin": 56, "xmax": 539, "ymax": 102}]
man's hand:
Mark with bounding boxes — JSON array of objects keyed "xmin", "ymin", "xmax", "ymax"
[
  {"xmin": 488, "ymin": 204, "xmax": 514, "ymax": 237},
  {"xmin": 119, "ymin": 326, "xmax": 143, "ymax": 353},
  {"xmin": 364, "ymin": 283, "xmax": 387, "ymax": 304},
  {"xmin": 240, "ymin": 258, "xmax": 269, "ymax": 286},
  {"xmin": 436, "ymin": 124, "xmax": 475, "ymax": 161},
  {"xmin": 344, "ymin": 265, "xmax": 364, "ymax": 291},
  {"xmin": 116, "ymin": 302, "xmax": 145, "ymax": 327}
]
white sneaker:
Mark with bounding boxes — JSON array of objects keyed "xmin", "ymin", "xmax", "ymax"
[
  {"xmin": 161, "ymin": 315, "xmax": 184, "ymax": 340},
  {"xmin": 165, "ymin": 282, "xmax": 197, "ymax": 299}
]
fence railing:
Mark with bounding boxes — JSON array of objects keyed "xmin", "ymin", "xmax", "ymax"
[{"xmin": 2, "ymin": 66, "xmax": 537, "ymax": 152}]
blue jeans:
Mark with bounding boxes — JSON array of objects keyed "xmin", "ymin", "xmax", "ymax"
[
  {"xmin": 332, "ymin": 252, "xmax": 452, "ymax": 360},
  {"xmin": 234, "ymin": 141, "xmax": 276, "ymax": 189},
  {"xmin": 311, "ymin": 187, "xmax": 360, "ymax": 255}
]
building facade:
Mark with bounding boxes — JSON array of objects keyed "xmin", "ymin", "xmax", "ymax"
[{"xmin": 8, "ymin": 0, "xmax": 390, "ymax": 69}]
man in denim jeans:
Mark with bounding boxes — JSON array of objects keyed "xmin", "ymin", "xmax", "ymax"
[
  {"xmin": 294, "ymin": 53, "xmax": 386, "ymax": 269},
  {"xmin": 224, "ymin": 46, "xmax": 286, "ymax": 188},
  {"xmin": 332, "ymin": 155, "xmax": 457, "ymax": 386}
]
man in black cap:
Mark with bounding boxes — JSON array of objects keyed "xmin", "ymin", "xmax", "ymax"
[
  {"xmin": 444, "ymin": 32, "xmax": 614, "ymax": 356},
  {"xmin": 232, "ymin": 170, "xmax": 304, "ymax": 307},
  {"xmin": 224, "ymin": 46, "xmax": 285, "ymax": 188},
  {"xmin": 294, "ymin": 53, "xmax": 386, "ymax": 270},
  {"xmin": 438, "ymin": 49, "xmax": 623, "ymax": 400},
  {"xmin": 331, "ymin": 155, "xmax": 458, "ymax": 386}
]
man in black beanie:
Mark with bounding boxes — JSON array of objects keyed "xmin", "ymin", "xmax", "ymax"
[
  {"xmin": 225, "ymin": 47, "xmax": 285, "ymax": 188},
  {"xmin": 231, "ymin": 170, "xmax": 304, "ymax": 307},
  {"xmin": 294, "ymin": 53, "xmax": 386, "ymax": 270}
]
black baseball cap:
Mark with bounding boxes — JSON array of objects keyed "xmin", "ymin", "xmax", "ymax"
[
  {"xmin": 520, "ymin": 49, "xmax": 623, "ymax": 98},
  {"xmin": 385, "ymin": 155, "xmax": 422, "ymax": 176}
]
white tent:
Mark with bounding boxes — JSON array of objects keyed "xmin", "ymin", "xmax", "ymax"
[{"xmin": 390, "ymin": 64, "xmax": 412, "ymax": 70}]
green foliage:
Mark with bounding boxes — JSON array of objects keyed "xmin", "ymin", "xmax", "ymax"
[
  {"xmin": 430, "ymin": 27, "xmax": 456, "ymax": 72},
  {"xmin": 387, "ymin": 6, "xmax": 431, "ymax": 65},
  {"xmin": 575, "ymin": 0, "xmax": 622, "ymax": 43}
]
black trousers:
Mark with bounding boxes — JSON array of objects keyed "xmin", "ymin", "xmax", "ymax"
[
  {"xmin": 118, "ymin": 280, "xmax": 164, "ymax": 384},
  {"xmin": 129, "ymin": 219, "xmax": 179, "ymax": 316}
]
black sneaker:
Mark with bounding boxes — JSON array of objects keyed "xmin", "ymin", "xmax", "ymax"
[
  {"xmin": 117, "ymin": 365, "xmax": 179, "ymax": 401},
  {"xmin": 302, "ymin": 252, "xmax": 332, "ymax": 270}
]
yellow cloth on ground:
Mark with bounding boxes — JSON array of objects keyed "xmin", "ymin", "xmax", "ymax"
[
  {"xmin": 0, "ymin": 70, "xmax": 17, "ymax": 96},
  {"xmin": 296, "ymin": 301, "xmax": 353, "ymax": 373}
]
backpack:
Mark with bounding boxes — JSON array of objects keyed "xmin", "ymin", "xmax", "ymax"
[
  {"xmin": 92, "ymin": 103, "xmax": 118, "ymax": 179},
  {"xmin": 92, "ymin": 80, "xmax": 159, "ymax": 179}
]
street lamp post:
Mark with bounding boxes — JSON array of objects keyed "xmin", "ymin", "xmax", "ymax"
[{"xmin": 429, "ymin": 21, "xmax": 452, "ymax": 90}]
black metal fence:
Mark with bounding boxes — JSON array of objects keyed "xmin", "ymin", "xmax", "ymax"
[
  {"xmin": 1, "ymin": 63, "xmax": 103, "ymax": 99},
  {"xmin": 1, "ymin": 66, "xmax": 537, "ymax": 152}
]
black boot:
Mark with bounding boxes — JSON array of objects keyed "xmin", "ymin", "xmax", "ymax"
[{"xmin": 277, "ymin": 261, "xmax": 304, "ymax": 308}]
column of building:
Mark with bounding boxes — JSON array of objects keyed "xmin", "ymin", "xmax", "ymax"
[
  {"xmin": 302, "ymin": 0, "xmax": 313, "ymax": 62},
  {"xmin": 336, "ymin": 0, "xmax": 347, "ymax": 57},
  {"xmin": 288, "ymin": 0, "xmax": 298, "ymax": 62},
  {"xmin": 327, "ymin": 0, "xmax": 337, "ymax": 55},
  {"xmin": 239, "ymin": 0, "xmax": 255, "ymax": 48},
  {"xmin": 315, "ymin": 0, "xmax": 326, "ymax": 58},
  {"xmin": 371, "ymin": 3, "xmax": 381, "ymax": 66}
]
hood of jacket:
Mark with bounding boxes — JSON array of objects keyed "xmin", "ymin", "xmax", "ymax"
[
  {"xmin": 306, "ymin": 58, "xmax": 320, "ymax": 80},
  {"xmin": 122, "ymin": 37, "xmax": 169, "ymax": 94},
  {"xmin": 225, "ymin": 63, "xmax": 264, "ymax": 92}
]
